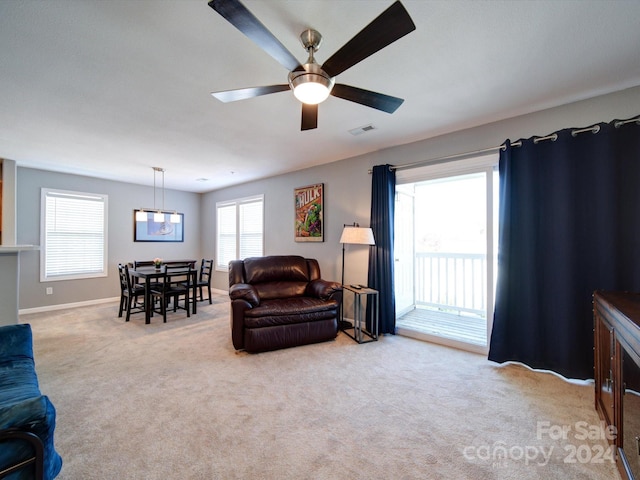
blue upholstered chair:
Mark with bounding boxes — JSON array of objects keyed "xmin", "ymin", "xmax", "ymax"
[{"xmin": 0, "ymin": 324, "xmax": 62, "ymax": 480}]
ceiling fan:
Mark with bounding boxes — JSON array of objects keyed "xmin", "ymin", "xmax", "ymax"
[{"xmin": 208, "ymin": 0, "xmax": 416, "ymax": 131}]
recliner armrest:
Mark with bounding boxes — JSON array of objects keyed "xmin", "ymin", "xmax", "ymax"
[
  {"xmin": 0, "ymin": 396, "xmax": 57, "ymax": 436},
  {"xmin": 306, "ymin": 279, "xmax": 343, "ymax": 301},
  {"xmin": 229, "ymin": 283, "xmax": 260, "ymax": 307}
]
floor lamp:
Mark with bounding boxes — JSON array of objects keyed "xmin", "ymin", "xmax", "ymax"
[{"xmin": 339, "ymin": 223, "xmax": 375, "ymax": 328}]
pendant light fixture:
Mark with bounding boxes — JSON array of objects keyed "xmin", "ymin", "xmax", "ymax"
[{"xmin": 136, "ymin": 167, "xmax": 181, "ymax": 224}]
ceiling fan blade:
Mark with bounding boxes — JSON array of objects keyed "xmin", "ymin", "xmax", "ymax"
[
  {"xmin": 211, "ymin": 84, "xmax": 290, "ymax": 103},
  {"xmin": 208, "ymin": 0, "xmax": 302, "ymax": 72},
  {"xmin": 301, "ymin": 103, "xmax": 318, "ymax": 131},
  {"xmin": 331, "ymin": 84, "xmax": 404, "ymax": 113},
  {"xmin": 321, "ymin": 1, "xmax": 416, "ymax": 78}
]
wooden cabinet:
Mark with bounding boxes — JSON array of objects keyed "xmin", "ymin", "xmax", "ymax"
[
  {"xmin": 595, "ymin": 307, "xmax": 616, "ymax": 429},
  {"xmin": 594, "ymin": 291, "xmax": 640, "ymax": 480}
]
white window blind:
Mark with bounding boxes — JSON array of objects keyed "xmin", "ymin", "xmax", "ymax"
[
  {"xmin": 41, "ymin": 189, "xmax": 108, "ymax": 281},
  {"xmin": 239, "ymin": 199, "xmax": 263, "ymax": 259},
  {"xmin": 216, "ymin": 204, "xmax": 236, "ymax": 270},
  {"xmin": 216, "ymin": 195, "xmax": 264, "ymax": 271}
]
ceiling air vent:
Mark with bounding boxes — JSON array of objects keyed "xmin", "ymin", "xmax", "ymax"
[{"xmin": 349, "ymin": 124, "xmax": 377, "ymax": 136}]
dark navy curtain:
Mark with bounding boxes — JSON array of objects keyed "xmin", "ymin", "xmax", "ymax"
[
  {"xmin": 368, "ymin": 164, "xmax": 396, "ymax": 334},
  {"xmin": 489, "ymin": 117, "xmax": 640, "ymax": 379}
]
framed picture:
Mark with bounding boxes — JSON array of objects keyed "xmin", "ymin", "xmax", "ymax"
[
  {"xmin": 134, "ymin": 210, "xmax": 184, "ymax": 242},
  {"xmin": 294, "ymin": 183, "xmax": 323, "ymax": 242}
]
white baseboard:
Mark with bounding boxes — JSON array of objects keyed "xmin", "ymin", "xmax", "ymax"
[
  {"xmin": 20, "ymin": 289, "xmax": 230, "ymax": 316},
  {"xmin": 20, "ymin": 297, "xmax": 120, "ymax": 315}
]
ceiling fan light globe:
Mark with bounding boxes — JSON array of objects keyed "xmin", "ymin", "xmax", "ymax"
[
  {"xmin": 293, "ymin": 82, "xmax": 330, "ymax": 105},
  {"xmin": 289, "ymin": 63, "xmax": 334, "ymax": 105}
]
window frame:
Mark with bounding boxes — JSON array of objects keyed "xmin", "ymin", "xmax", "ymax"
[
  {"xmin": 215, "ymin": 194, "xmax": 264, "ymax": 272},
  {"xmin": 40, "ymin": 188, "xmax": 109, "ymax": 282}
]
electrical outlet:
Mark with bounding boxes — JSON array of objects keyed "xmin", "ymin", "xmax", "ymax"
[{"xmin": 46, "ymin": 287, "xmax": 53, "ymax": 295}]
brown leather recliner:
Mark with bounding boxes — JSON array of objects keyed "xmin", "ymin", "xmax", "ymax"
[{"xmin": 228, "ymin": 255, "xmax": 343, "ymax": 353}]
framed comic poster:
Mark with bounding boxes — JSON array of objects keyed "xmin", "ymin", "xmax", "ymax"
[
  {"xmin": 134, "ymin": 210, "xmax": 184, "ymax": 242},
  {"xmin": 294, "ymin": 183, "xmax": 323, "ymax": 242}
]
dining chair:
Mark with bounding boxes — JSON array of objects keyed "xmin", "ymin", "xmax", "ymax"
[
  {"xmin": 133, "ymin": 260, "xmax": 154, "ymax": 268},
  {"xmin": 194, "ymin": 259, "xmax": 213, "ymax": 304},
  {"xmin": 118, "ymin": 264, "xmax": 146, "ymax": 322},
  {"xmin": 150, "ymin": 264, "xmax": 192, "ymax": 322},
  {"xmin": 132, "ymin": 260, "xmax": 162, "ymax": 289}
]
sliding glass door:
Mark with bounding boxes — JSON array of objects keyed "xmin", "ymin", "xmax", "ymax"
[
  {"xmin": 394, "ymin": 155, "xmax": 498, "ymax": 353},
  {"xmin": 394, "ymin": 187, "xmax": 415, "ymax": 316}
]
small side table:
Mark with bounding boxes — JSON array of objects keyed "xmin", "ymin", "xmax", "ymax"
[{"xmin": 341, "ymin": 285, "xmax": 379, "ymax": 344}]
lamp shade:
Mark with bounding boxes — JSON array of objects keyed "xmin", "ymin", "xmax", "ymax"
[{"xmin": 339, "ymin": 226, "xmax": 375, "ymax": 245}]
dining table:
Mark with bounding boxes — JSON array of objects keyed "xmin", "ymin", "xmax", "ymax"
[{"xmin": 129, "ymin": 264, "xmax": 198, "ymax": 324}]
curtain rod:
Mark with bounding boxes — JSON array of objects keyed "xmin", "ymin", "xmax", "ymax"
[
  {"xmin": 386, "ymin": 145, "xmax": 502, "ymax": 172},
  {"xmin": 369, "ymin": 115, "xmax": 640, "ymax": 173}
]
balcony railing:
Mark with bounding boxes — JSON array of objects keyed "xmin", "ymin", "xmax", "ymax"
[{"xmin": 415, "ymin": 252, "xmax": 486, "ymax": 317}]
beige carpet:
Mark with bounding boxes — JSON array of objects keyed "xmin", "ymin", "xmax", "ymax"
[{"xmin": 23, "ymin": 294, "xmax": 619, "ymax": 480}]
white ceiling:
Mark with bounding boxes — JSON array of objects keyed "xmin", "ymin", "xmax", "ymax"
[{"xmin": 1, "ymin": 0, "xmax": 639, "ymax": 193}]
